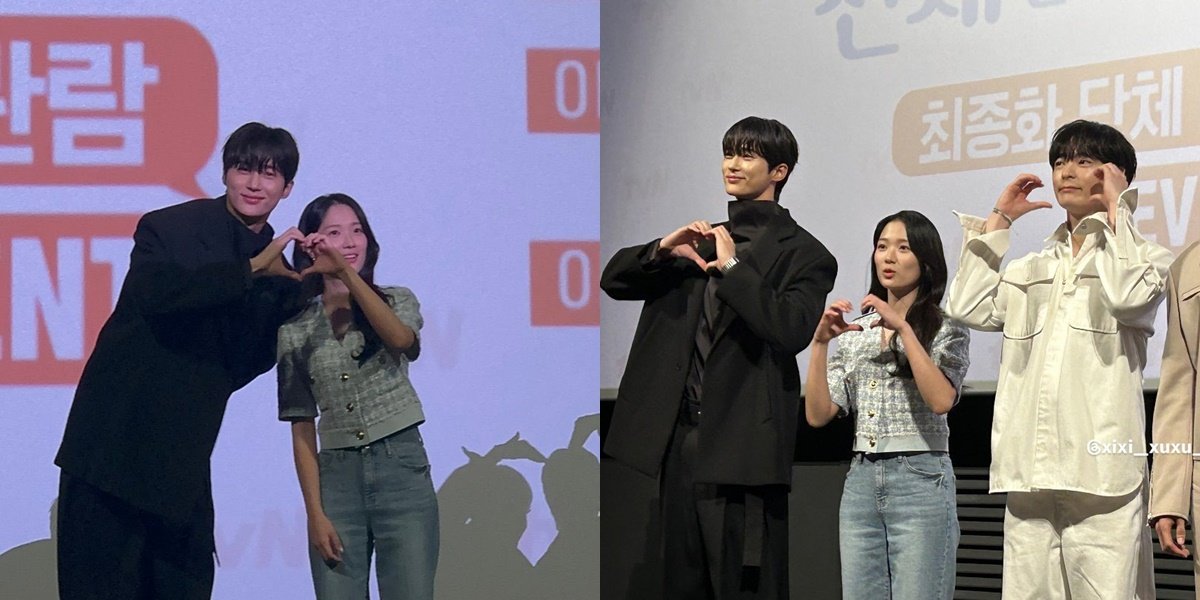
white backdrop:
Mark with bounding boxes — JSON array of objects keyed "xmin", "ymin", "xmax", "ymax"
[
  {"xmin": 601, "ymin": 0, "xmax": 1200, "ymax": 391},
  {"xmin": 0, "ymin": 2, "xmax": 598, "ymax": 598}
]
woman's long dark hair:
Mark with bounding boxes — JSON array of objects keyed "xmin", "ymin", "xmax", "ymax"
[
  {"xmin": 292, "ymin": 193, "xmax": 391, "ymax": 364},
  {"xmin": 867, "ymin": 210, "xmax": 948, "ymax": 376}
]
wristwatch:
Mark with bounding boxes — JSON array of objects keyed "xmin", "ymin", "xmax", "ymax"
[{"xmin": 719, "ymin": 256, "xmax": 740, "ymax": 274}]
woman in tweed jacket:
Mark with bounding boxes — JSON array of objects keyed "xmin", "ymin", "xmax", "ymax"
[
  {"xmin": 278, "ymin": 193, "xmax": 439, "ymax": 599},
  {"xmin": 804, "ymin": 210, "xmax": 970, "ymax": 600}
]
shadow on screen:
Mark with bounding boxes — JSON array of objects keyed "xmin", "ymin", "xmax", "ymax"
[
  {"xmin": 0, "ymin": 499, "xmax": 58, "ymax": 599},
  {"xmin": 435, "ymin": 414, "xmax": 599, "ymax": 600},
  {"xmin": 1, "ymin": 413, "xmax": 603, "ymax": 600}
]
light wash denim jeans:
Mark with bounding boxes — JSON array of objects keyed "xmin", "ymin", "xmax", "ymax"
[
  {"xmin": 311, "ymin": 424, "xmax": 440, "ymax": 600},
  {"xmin": 839, "ymin": 452, "xmax": 959, "ymax": 600}
]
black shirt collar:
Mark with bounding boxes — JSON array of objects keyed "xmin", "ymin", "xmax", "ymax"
[
  {"xmin": 727, "ymin": 199, "xmax": 783, "ymax": 243},
  {"xmin": 216, "ymin": 195, "xmax": 275, "ymax": 257}
]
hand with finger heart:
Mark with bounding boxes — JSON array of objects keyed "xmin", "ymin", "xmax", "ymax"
[
  {"xmin": 660, "ymin": 220, "xmax": 714, "ymax": 270},
  {"xmin": 299, "ymin": 232, "xmax": 326, "ymax": 261},
  {"xmin": 300, "ymin": 238, "xmax": 352, "ymax": 279},
  {"xmin": 250, "ymin": 226, "xmax": 305, "ymax": 280},
  {"xmin": 701, "ymin": 225, "xmax": 736, "ymax": 273},
  {"xmin": 813, "ymin": 299, "xmax": 864, "ymax": 344},
  {"xmin": 989, "ymin": 173, "xmax": 1053, "ymax": 232},
  {"xmin": 861, "ymin": 294, "xmax": 909, "ymax": 334}
]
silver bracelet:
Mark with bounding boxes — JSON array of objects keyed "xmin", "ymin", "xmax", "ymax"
[
  {"xmin": 719, "ymin": 256, "xmax": 740, "ymax": 274},
  {"xmin": 991, "ymin": 207, "xmax": 1014, "ymax": 226}
]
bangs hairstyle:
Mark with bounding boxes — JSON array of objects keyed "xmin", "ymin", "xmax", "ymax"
[
  {"xmin": 221, "ymin": 122, "xmax": 300, "ymax": 183},
  {"xmin": 867, "ymin": 210, "xmax": 948, "ymax": 377},
  {"xmin": 292, "ymin": 193, "xmax": 391, "ymax": 364},
  {"xmin": 1048, "ymin": 119, "xmax": 1137, "ymax": 183},
  {"xmin": 721, "ymin": 116, "xmax": 799, "ymax": 200}
]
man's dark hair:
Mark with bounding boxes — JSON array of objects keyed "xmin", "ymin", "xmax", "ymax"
[
  {"xmin": 1048, "ymin": 119, "xmax": 1137, "ymax": 183},
  {"xmin": 221, "ymin": 122, "xmax": 300, "ymax": 183},
  {"xmin": 721, "ymin": 116, "xmax": 799, "ymax": 200}
]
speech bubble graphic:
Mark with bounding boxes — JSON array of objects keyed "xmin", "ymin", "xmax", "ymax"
[
  {"xmin": 0, "ymin": 213, "xmax": 140, "ymax": 385},
  {"xmin": 893, "ymin": 49, "xmax": 1200, "ymax": 176},
  {"xmin": 0, "ymin": 16, "xmax": 217, "ymax": 197}
]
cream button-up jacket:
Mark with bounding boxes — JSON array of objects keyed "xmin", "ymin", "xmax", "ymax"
[{"xmin": 946, "ymin": 189, "xmax": 1173, "ymax": 496}]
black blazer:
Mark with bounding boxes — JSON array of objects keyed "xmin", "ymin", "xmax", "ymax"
[
  {"xmin": 55, "ymin": 197, "xmax": 303, "ymax": 523},
  {"xmin": 601, "ymin": 208, "xmax": 836, "ymax": 487}
]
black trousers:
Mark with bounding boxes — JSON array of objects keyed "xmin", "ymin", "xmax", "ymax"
[
  {"xmin": 57, "ymin": 473, "xmax": 215, "ymax": 600},
  {"xmin": 660, "ymin": 404, "xmax": 789, "ymax": 600}
]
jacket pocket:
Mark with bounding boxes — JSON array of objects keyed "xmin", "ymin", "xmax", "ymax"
[
  {"xmin": 1181, "ymin": 283, "xmax": 1200, "ymax": 302},
  {"xmin": 1000, "ymin": 260, "xmax": 1056, "ymax": 340},
  {"xmin": 1066, "ymin": 280, "xmax": 1121, "ymax": 365}
]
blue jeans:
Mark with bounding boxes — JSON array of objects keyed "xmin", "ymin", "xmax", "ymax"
[
  {"xmin": 311, "ymin": 425, "xmax": 440, "ymax": 600},
  {"xmin": 839, "ymin": 452, "xmax": 959, "ymax": 600}
]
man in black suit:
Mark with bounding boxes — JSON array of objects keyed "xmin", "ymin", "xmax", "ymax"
[
  {"xmin": 602, "ymin": 116, "xmax": 837, "ymax": 599},
  {"xmin": 54, "ymin": 122, "xmax": 307, "ymax": 599}
]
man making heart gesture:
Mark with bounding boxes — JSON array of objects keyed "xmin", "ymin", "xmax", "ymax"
[
  {"xmin": 602, "ymin": 116, "xmax": 837, "ymax": 599},
  {"xmin": 55, "ymin": 122, "xmax": 309, "ymax": 600}
]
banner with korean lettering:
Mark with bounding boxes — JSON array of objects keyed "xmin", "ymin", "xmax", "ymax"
[
  {"xmin": 601, "ymin": 0, "xmax": 1200, "ymax": 392},
  {"xmin": 0, "ymin": 3, "xmax": 598, "ymax": 599}
]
